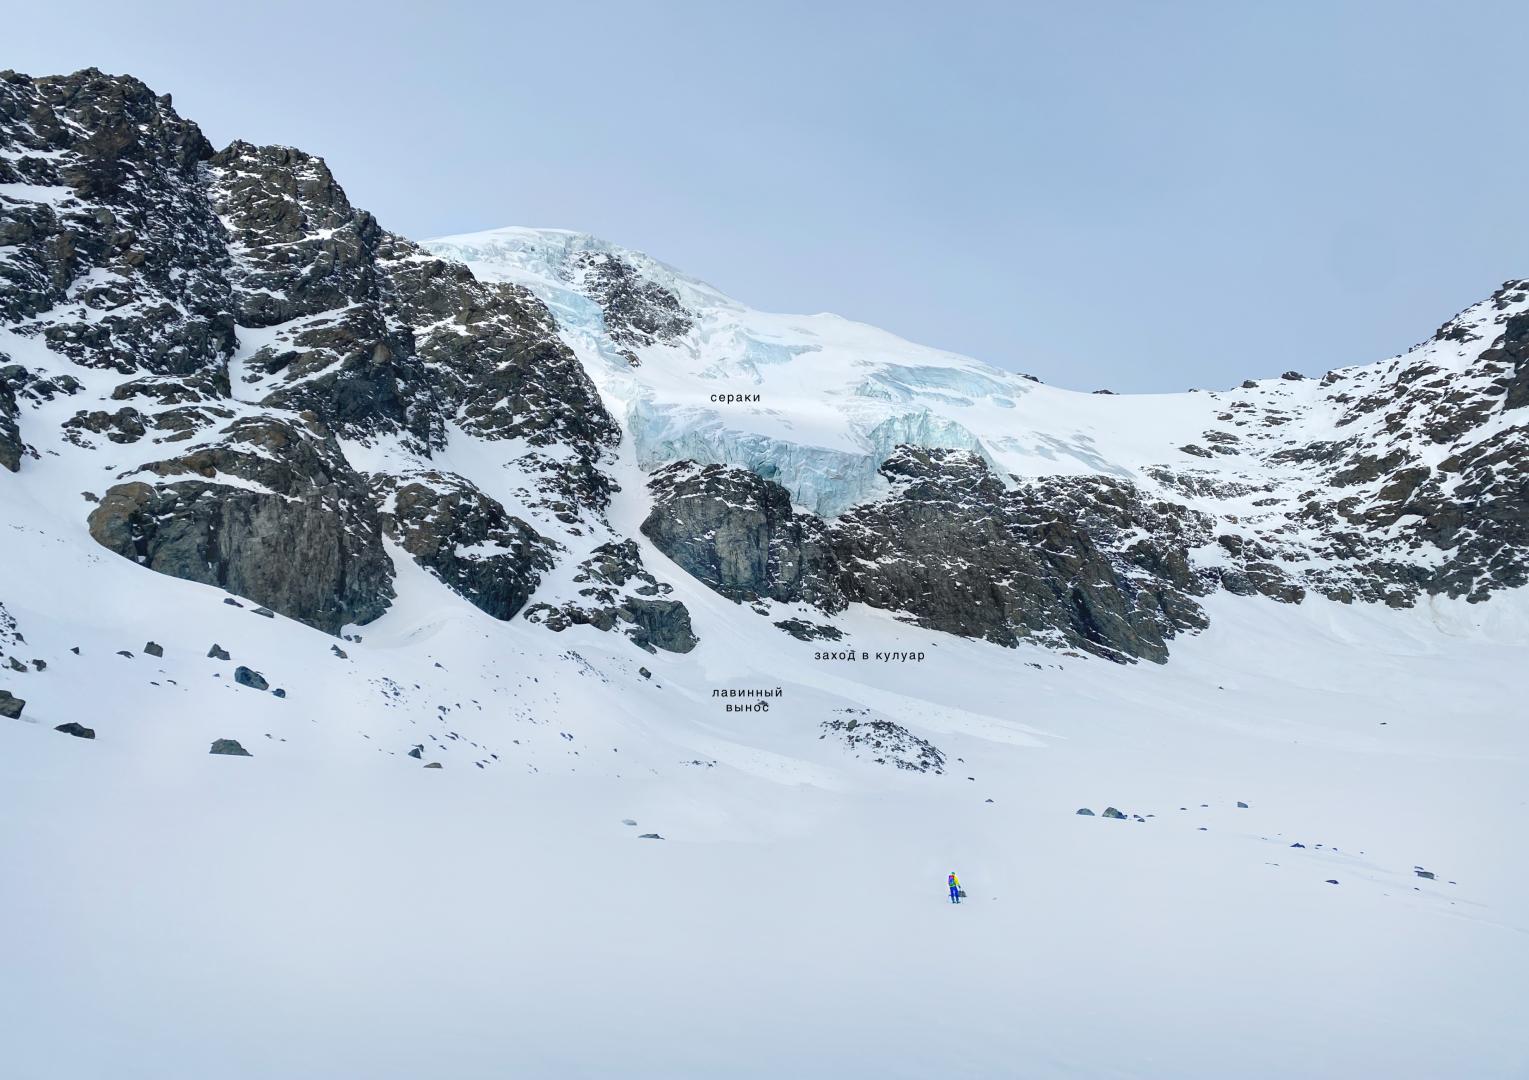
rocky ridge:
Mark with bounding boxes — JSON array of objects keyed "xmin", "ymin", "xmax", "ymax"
[{"xmin": 2, "ymin": 68, "xmax": 691, "ymax": 649}]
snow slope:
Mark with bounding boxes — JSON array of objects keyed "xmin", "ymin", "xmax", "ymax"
[{"xmin": 3, "ymin": 355, "xmax": 1527, "ymax": 1076}]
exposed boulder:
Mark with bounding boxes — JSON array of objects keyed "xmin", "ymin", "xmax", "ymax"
[
  {"xmin": 0, "ymin": 690, "xmax": 24, "ymax": 719},
  {"xmin": 87, "ymin": 415, "xmax": 394, "ymax": 634},
  {"xmin": 642, "ymin": 460, "xmax": 847, "ymax": 612},
  {"xmin": 144, "ymin": 641, "xmax": 163, "ymax": 657},
  {"xmin": 209, "ymin": 738, "xmax": 251, "ymax": 756},
  {"xmin": 233, "ymin": 666, "xmax": 268, "ymax": 690},
  {"xmin": 55, "ymin": 722, "xmax": 95, "ymax": 739}
]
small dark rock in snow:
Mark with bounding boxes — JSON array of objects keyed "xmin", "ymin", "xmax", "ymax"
[
  {"xmin": 423, "ymin": 762, "xmax": 443, "ymax": 769},
  {"xmin": 1237, "ymin": 801, "xmax": 1249, "ymax": 808},
  {"xmin": 223, "ymin": 598, "xmax": 243, "ymax": 607},
  {"xmin": 5, "ymin": 656, "xmax": 26, "ymax": 672},
  {"xmin": 408, "ymin": 745, "xmax": 424, "ymax": 759},
  {"xmin": 55, "ymin": 722, "xmax": 95, "ymax": 739},
  {"xmin": 116, "ymin": 650, "xmax": 133, "ymax": 658},
  {"xmin": 271, "ymin": 688, "xmax": 286, "ymax": 698},
  {"xmin": 1281, "ymin": 370, "xmax": 1306, "ymax": 381},
  {"xmin": 1415, "ymin": 870, "xmax": 1436, "ymax": 880},
  {"xmin": 638, "ymin": 833, "xmax": 663, "ymax": 840},
  {"xmin": 1102, "ymin": 807, "xmax": 1127, "ymax": 820},
  {"xmin": 0, "ymin": 690, "xmax": 27, "ymax": 719},
  {"xmin": 31, "ymin": 659, "xmax": 45, "ymax": 671},
  {"xmin": 622, "ymin": 819, "xmax": 637, "ymax": 826},
  {"xmin": 70, "ymin": 646, "xmax": 80, "ymax": 655},
  {"xmin": 985, "ymin": 798, "xmax": 994, "ymax": 804},
  {"xmin": 210, "ymin": 739, "xmax": 251, "ymax": 757},
  {"xmin": 639, "ymin": 667, "xmax": 652, "ymax": 680},
  {"xmin": 144, "ymin": 641, "xmax": 163, "ymax": 658},
  {"xmin": 1325, "ymin": 879, "xmax": 1339, "ymax": 885},
  {"xmin": 1076, "ymin": 808, "xmax": 1095, "ymax": 816},
  {"xmin": 1291, "ymin": 843, "xmax": 1305, "ymax": 848},
  {"xmin": 252, "ymin": 607, "xmax": 275, "ymax": 618},
  {"xmin": 207, "ymin": 644, "xmax": 230, "ymax": 660},
  {"xmin": 330, "ymin": 645, "xmax": 348, "ymax": 659},
  {"xmin": 233, "ymin": 666, "xmax": 268, "ymax": 691}
]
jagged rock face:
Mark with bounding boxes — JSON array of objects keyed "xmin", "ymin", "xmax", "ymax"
[
  {"xmin": 643, "ymin": 450, "xmax": 1210, "ymax": 662},
  {"xmin": 572, "ymin": 251, "xmax": 692, "ymax": 348},
  {"xmin": 2, "ymin": 69, "xmax": 676, "ymax": 653},
  {"xmin": 641, "ymin": 461, "xmax": 847, "ymax": 612},
  {"xmin": 525, "ymin": 540, "xmax": 697, "ymax": 653},
  {"xmin": 1221, "ymin": 280, "xmax": 1529, "ymax": 606},
  {"xmin": 374, "ymin": 471, "xmax": 556, "ymax": 621},
  {"xmin": 0, "ymin": 70, "xmax": 236, "ymax": 376},
  {"xmin": 831, "ymin": 449, "xmax": 1207, "ymax": 662},
  {"xmin": 87, "ymin": 416, "xmax": 394, "ymax": 633},
  {"xmin": 209, "ymin": 141, "xmax": 621, "ymax": 519}
]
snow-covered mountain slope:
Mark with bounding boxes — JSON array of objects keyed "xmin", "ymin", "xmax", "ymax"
[{"xmin": 3, "ymin": 69, "xmax": 1528, "ymax": 1078}]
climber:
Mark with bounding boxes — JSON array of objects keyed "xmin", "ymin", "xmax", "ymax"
[{"xmin": 948, "ymin": 870, "xmax": 962, "ymax": 904}]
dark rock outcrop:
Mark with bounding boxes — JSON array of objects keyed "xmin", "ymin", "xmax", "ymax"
[
  {"xmin": 209, "ymin": 738, "xmax": 250, "ymax": 756},
  {"xmin": 87, "ymin": 415, "xmax": 394, "ymax": 633},
  {"xmin": 55, "ymin": 722, "xmax": 94, "ymax": 739},
  {"xmin": 373, "ymin": 471, "xmax": 555, "ymax": 621},
  {"xmin": 642, "ymin": 461, "xmax": 847, "ymax": 612},
  {"xmin": 645, "ymin": 449, "xmax": 1212, "ymax": 662},
  {"xmin": 0, "ymin": 690, "xmax": 24, "ymax": 719}
]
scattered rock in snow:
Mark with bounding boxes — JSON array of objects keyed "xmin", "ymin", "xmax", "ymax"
[
  {"xmin": 1076, "ymin": 808, "xmax": 1095, "ymax": 816},
  {"xmin": 5, "ymin": 656, "xmax": 26, "ymax": 672},
  {"xmin": 144, "ymin": 641, "xmax": 163, "ymax": 657},
  {"xmin": 1102, "ymin": 807, "xmax": 1127, "ymax": 820},
  {"xmin": 1291, "ymin": 843, "xmax": 1305, "ymax": 848},
  {"xmin": 638, "ymin": 667, "xmax": 651, "ymax": 680},
  {"xmin": 331, "ymin": 645, "xmax": 348, "ymax": 659},
  {"xmin": 1325, "ymin": 879, "xmax": 1339, "ymax": 885},
  {"xmin": 207, "ymin": 644, "xmax": 230, "ymax": 660},
  {"xmin": 55, "ymin": 722, "xmax": 95, "ymax": 739},
  {"xmin": 423, "ymin": 762, "xmax": 443, "ymax": 769},
  {"xmin": 233, "ymin": 666, "xmax": 268, "ymax": 690},
  {"xmin": 1415, "ymin": 870, "xmax": 1436, "ymax": 880},
  {"xmin": 70, "ymin": 647, "xmax": 80, "ymax": 655},
  {"xmin": 210, "ymin": 739, "xmax": 251, "ymax": 756},
  {"xmin": 271, "ymin": 688, "xmax": 286, "ymax": 698},
  {"xmin": 116, "ymin": 650, "xmax": 133, "ymax": 658},
  {"xmin": 622, "ymin": 819, "xmax": 637, "ymax": 826},
  {"xmin": 223, "ymin": 598, "xmax": 243, "ymax": 607},
  {"xmin": 252, "ymin": 607, "xmax": 275, "ymax": 618},
  {"xmin": 638, "ymin": 833, "xmax": 663, "ymax": 840},
  {"xmin": 0, "ymin": 690, "xmax": 27, "ymax": 719}
]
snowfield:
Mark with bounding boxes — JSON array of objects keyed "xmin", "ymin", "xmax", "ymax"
[{"xmin": 3, "ymin": 426, "xmax": 1526, "ymax": 1077}]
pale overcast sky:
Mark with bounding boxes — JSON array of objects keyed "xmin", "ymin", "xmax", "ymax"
[{"xmin": 8, "ymin": 1, "xmax": 1526, "ymax": 391}]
